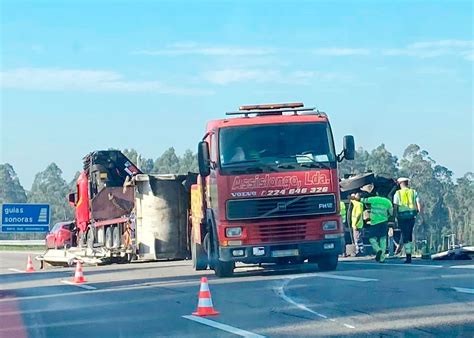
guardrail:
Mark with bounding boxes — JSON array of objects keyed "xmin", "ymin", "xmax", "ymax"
[{"xmin": 0, "ymin": 240, "xmax": 45, "ymax": 246}]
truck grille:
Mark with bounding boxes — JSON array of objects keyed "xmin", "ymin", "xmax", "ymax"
[
  {"xmin": 251, "ymin": 222, "xmax": 307, "ymax": 243},
  {"xmin": 226, "ymin": 194, "xmax": 336, "ymax": 220}
]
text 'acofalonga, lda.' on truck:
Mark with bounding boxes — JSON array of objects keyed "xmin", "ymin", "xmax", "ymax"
[
  {"xmin": 39, "ymin": 150, "xmax": 195, "ymax": 266},
  {"xmin": 190, "ymin": 102, "xmax": 355, "ymax": 277}
]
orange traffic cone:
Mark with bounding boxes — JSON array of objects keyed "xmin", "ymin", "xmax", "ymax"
[
  {"xmin": 25, "ymin": 255, "xmax": 35, "ymax": 273},
  {"xmin": 192, "ymin": 277, "xmax": 219, "ymax": 316},
  {"xmin": 72, "ymin": 261, "xmax": 87, "ymax": 283}
]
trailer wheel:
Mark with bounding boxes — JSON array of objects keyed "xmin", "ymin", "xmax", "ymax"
[
  {"xmin": 317, "ymin": 255, "xmax": 339, "ymax": 271},
  {"xmin": 105, "ymin": 226, "xmax": 113, "ymax": 249},
  {"xmin": 191, "ymin": 231, "xmax": 208, "ymax": 270},
  {"xmin": 214, "ymin": 260, "xmax": 234, "ymax": 278},
  {"xmin": 112, "ymin": 225, "xmax": 121, "ymax": 248}
]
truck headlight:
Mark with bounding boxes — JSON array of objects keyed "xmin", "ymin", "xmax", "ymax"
[
  {"xmin": 322, "ymin": 221, "xmax": 338, "ymax": 231},
  {"xmin": 226, "ymin": 227, "xmax": 242, "ymax": 238}
]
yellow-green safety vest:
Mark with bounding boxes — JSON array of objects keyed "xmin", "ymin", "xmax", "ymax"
[
  {"xmin": 395, "ymin": 188, "xmax": 417, "ymax": 213},
  {"xmin": 351, "ymin": 200, "xmax": 364, "ymax": 229},
  {"xmin": 340, "ymin": 201, "xmax": 347, "ymax": 222}
]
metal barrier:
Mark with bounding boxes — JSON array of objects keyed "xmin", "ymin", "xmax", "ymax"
[{"xmin": 0, "ymin": 240, "xmax": 45, "ymax": 246}]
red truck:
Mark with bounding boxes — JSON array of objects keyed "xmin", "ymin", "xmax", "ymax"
[{"xmin": 190, "ymin": 103, "xmax": 355, "ymax": 277}]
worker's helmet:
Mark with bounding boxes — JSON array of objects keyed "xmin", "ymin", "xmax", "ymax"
[{"xmin": 397, "ymin": 177, "xmax": 410, "ymax": 184}]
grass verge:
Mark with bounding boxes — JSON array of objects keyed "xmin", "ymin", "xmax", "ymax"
[{"xmin": 0, "ymin": 245, "xmax": 45, "ymax": 251}]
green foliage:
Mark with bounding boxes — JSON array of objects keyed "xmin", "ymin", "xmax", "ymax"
[
  {"xmin": 0, "ymin": 163, "xmax": 27, "ymax": 204},
  {"xmin": 152, "ymin": 147, "xmax": 198, "ymax": 174},
  {"xmin": 28, "ymin": 163, "xmax": 74, "ymax": 225},
  {"xmin": 366, "ymin": 144, "xmax": 399, "ymax": 177}
]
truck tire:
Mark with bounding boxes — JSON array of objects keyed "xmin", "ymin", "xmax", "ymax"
[
  {"xmin": 112, "ymin": 225, "xmax": 121, "ymax": 248},
  {"xmin": 86, "ymin": 228, "xmax": 95, "ymax": 250},
  {"xmin": 105, "ymin": 227, "xmax": 113, "ymax": 249},
  {"xmin": 191, "ymin": 231, "xmax": 208, "ymax": 271},
  {"xmin": 318, "ymin": 255, "xmax": 339, "ymax": 271},
  {"xmin": 340, "ymin": 173, "xmax": 374, "ymax": 192},
  {"xmin": 214, "ymin": 260, "xmax": 234, "ymax": 278}
]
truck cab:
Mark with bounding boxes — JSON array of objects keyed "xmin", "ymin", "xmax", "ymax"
[{"xmin": 191, "ymin": 103, "xmax": 355, "ymax": 277}]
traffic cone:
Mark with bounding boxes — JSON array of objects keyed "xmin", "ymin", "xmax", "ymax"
[
  {"xmin": 72, "ymin": 261, "xmax": 87, "ymax": 283},
  {"xmin": 192, "ymin": 277, "xmax": 219, "ymax": 316},
  {"xmin": 25, "ymin": 255, "xmax": 35, "ymax": 273}
]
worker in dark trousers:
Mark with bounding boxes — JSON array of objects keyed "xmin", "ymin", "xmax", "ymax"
[
  {"xmin": 361, "ymin": 184, "xmax": 393, "ymax": 263},
  {"xmin": 394, "ymin": 177, "xmax": 421, "ymax": 264}
]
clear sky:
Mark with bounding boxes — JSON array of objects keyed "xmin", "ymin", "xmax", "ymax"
[{"xmin": 1, "ymin": 0, "xmax": 472, "ymax": 189}]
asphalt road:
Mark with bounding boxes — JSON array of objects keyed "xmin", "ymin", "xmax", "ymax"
[{"xmin": 1, "ymin": 251, "xmax": 473, "ymax": 337}]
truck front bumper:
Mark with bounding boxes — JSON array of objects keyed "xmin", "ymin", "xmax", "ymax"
[{"xmin": 218, "ymin": 237, "xmax": 344, "ymax": 263}]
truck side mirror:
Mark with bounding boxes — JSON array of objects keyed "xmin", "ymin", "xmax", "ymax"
[
  {"xmin": 343, "ymin": 135, "xmax": 355, "ymax": 160},
  {"xmin": 68, "ymin": 192, "xmax": 77, "ymax": 206},
  {"xmin": 198, "ymin": 141, "xmax": 211, "ymax": 177}
]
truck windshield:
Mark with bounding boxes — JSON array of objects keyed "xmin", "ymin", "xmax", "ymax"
[{"xmin": 219, "ymin": 122, "xmax": 336, "ymax": 173}]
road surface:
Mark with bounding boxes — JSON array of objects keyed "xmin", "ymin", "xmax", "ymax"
[{"xmin": 1, "ymin": 251, "xmax": 473, "ymax": 337}]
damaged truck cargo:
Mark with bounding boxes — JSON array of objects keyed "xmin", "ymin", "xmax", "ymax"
[{"xmin": 39, "ymin": 150, "xmax": 195, "ymax": 266}]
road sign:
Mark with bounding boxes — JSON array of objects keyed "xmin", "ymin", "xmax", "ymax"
[{"xmin": 1, "ymin": 203, "xmax": 50, "ymax": 232}]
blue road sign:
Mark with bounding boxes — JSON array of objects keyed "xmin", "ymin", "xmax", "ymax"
[{"xmin": 1, "ymin": 203, "xmax": 50, "ymax": 232}]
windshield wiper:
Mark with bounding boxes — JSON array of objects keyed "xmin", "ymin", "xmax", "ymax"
[
  {"xmin": 223, "ymin": 160, "xmax": 277, "ymax": 172},
  {"xmin": 278, "ymin": 155, "xmax": 331, "ymax": 170},
  {"xmin": 223, "ymin": 159, "xmax": 259, "ymax": 166}
]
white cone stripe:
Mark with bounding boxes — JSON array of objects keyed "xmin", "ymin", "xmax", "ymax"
[
  {"xmin": 199, "ymin": 283, "xmax": 210, "ymax": 292},
  {"xmin": 198, "ymin": 297, "xmax": 214, "ymax": 308}
]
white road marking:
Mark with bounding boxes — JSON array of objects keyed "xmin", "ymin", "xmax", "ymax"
[
  {"xmin": 276, "ymin": 278, "xmax": 329, "ymax": 319},
  {"xmin": 275, "ymin": 273, "xmax": 365, "ymax": 330},
  {"xmin": 345, "ymin": 262, "xmax": 443, "ymax": 268},
  {"xmin": 183, "ymin": 315, "xmax": 265, "ymax": 338},
  {"xmin": 314, "ymin": 273, "xmax": 377, "ymax": 282},
  {"xmin": 61, "ymin": 280, "xmax": 97, "ymax": 290},
  {"xmin": 8, "ymin": 268, "xmax": 24, "ymax": 273},
  {"xmin": 450, "ymin": 265, "xmax": 474, "ymax": 269},
  {"xmin": 452, "ymin": 287, "xmax": 474, "ymax": 294},
  {"xmin": 0, "ymin": 280, "xmax": 200, "ymax": 303}
]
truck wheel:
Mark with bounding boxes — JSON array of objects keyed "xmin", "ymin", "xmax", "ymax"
[
  {"xmin": 340, "ymin": 173, "xmax": 374, "ymax": 192},
  {"xmin": 214, "ymin": 260, "xmax": 234, "ymax": 278},
  {"xmin": 318, "ymin": 255, "xmax": 339, "ymax": 271},
  {"xmin": 105, "ymin": 227, "xmax": 113, "ymax": 249},
  {"xmin": 191, "ymin": 231, "xmax": 208, "ymax": 271},
  {"xmin": 86, "ymin": 228, "xmax": 95, "ymax": 249},
  {"xmin": 112, "ymin": 225, "xmax": 121, "ymax": 248}
]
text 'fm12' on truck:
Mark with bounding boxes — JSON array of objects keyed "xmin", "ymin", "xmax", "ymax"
[{"xmin": 190, "ymin": 102, "xmax": 355, "ymax": 277}]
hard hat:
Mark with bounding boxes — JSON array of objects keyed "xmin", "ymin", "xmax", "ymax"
[{"xmin": 397, "ymin": 177, "xmax": 410, "ymax": 184}]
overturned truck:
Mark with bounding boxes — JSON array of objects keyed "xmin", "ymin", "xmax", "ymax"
[{"xmin": 39, "ymin": 150, "xmax": 195, "ymax": 266}]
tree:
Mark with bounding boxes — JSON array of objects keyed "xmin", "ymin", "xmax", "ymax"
[
  {"xmin": 179, "ymin": 149, "xmax": 198, "ymax": 174},
  {"xmin": 122, "ymin": 148, "xmax": 138, "ymax": 165},
  {"xmin": 68, "ymin": 171, "xmax": 81, "ymax": 191},
  {"xmin": 338, "ymin": 147, "xmax": 370, "ymax": 178},
  {"xmin": 122, "ymin": 148, "xmax": 154, "ymax": 173},
  {"xmin": 28, "ymin": 163, "xmax": 74, "ymax": 225},
  {"xmin": 0, "ymin": 163, "xmax": 27, "ymax": 204},
  {"xmin": 152, "ymin": 147, "xmax": 181, "ymax": 174},
  {"xmin": 139, "ymin": 158, "xmax": 154, "ymax": 174},
  {"xmin": 366, "ymin": 144, "xmax": 399, "ymax": 177}
]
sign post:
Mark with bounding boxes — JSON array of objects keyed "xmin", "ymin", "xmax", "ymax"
[{"xmin": 1, "ymin": 203, "xmax": 50, "ymax": 232}]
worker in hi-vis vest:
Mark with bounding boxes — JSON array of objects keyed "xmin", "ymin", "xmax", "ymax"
[
  {"xmin": 350, "ymin": 192, "xmax": 364, "ymax": 255},
  {"xmin": 340, "ymin": 201, "xmax": 347, "ymax": 225},
  {"xmin": 394, "ymin": 177, "xmax": 421, "ymax": 264},
  {"xmin": 361, "ymin": 184, "xmax": 393, "ymax": 263}
]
